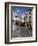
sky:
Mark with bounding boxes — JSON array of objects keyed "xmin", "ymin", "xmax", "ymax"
[{"xmin": 11, "ymin": 6, "xmax": 33, "ymax": 16}]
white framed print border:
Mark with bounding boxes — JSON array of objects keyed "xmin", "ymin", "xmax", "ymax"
[{"xmin": 5, "ymin": 2, "xmax": 37, "ymax": 44}]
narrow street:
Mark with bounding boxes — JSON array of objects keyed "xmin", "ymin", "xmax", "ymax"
[{"xmin": 11, "ymin": 23, "xmax": 32, "ymax": 38}]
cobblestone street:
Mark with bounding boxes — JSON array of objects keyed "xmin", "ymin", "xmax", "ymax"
[{"xmin": 11, "ymin": 24, "xmax": 32, "ymax": 38}]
